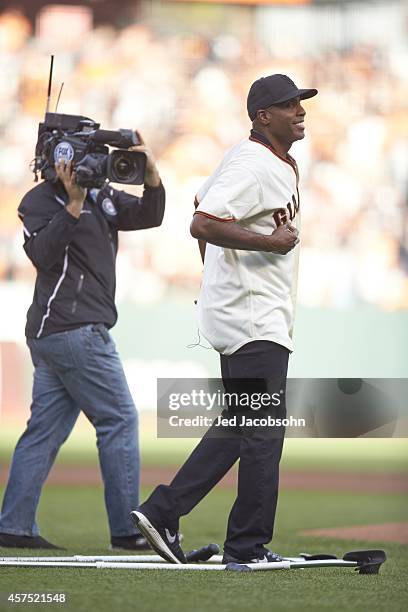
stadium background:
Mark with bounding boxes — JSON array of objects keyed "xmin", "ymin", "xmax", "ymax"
[
  {"xmin": 1, "ymin": 0, "xmax": 407, "ymax": 420},
  {"xmin": 0, "ymin": 0, "xmax": 407, "ymax": 473}
]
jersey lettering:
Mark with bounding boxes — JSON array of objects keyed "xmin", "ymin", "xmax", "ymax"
[
  {"xmin": 273, "ymin": 208, "xmax": 288, "ymax": 226},
  {"xmin": 273, "ymin": 193, "xmax": 299, "ymax": 226}
]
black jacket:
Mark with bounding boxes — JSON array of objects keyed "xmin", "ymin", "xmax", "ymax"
[{"xmin": 18, "ymin": 179, "xmax": 165, "ymax": 338}]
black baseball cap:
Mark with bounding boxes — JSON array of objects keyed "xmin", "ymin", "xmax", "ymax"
[{"xmin": 247, "ymin": 74, "xmax": 318, "ymax": 120}]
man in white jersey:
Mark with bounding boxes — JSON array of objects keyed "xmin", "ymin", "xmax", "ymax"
[{"xmin": 133, "ymin": 74, "xmax": 318, "ymax": 565}]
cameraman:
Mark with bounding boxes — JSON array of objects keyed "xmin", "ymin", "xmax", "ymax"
[{"xmin": 0, "ymin": 133, "xmax": 165, "ymax": 550}]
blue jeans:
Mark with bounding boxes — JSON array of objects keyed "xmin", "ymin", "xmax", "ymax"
[{"xmin": 0, "ymin": 325, "xmax": 139, "ymax": 537}]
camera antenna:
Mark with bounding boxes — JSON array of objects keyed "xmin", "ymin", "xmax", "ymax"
[
  {"xmin": 45, "ymin": 54, "xmax": 54, "ymax": 115},
  {"xmin": 55, "ymin": 82, "xmax": 64, "ymax": 112}
]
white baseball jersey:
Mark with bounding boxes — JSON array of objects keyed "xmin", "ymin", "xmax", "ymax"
[{"xmin": 195, "ymin": 132, "xmax": 301, "ymax": 356}]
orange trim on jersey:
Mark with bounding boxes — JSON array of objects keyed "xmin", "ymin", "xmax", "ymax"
[
  {"xmin": 248, "ymin": 135, "xmax": 299, "ymax": 182},
  {"xmin": 194, "ymin": 211, "xmax": 236, "ymax": 222}
]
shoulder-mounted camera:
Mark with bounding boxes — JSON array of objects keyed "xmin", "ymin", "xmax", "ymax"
[{"xmin": 34, "ymin": 112, "xmax": 146, "ymax": 188}]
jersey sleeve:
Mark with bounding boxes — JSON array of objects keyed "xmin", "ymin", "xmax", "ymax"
[{"xmin": 195, "ymin": 164, "xmax": 262, "ymax": 222}]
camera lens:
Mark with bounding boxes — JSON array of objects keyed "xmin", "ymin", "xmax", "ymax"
[
  {"xmin": 114, "ymin": 156, "xmax": 132, "ymax": 179},
  {"xmin": 107, "ymin": 150, "xmax": 146, "ymax": 185}
]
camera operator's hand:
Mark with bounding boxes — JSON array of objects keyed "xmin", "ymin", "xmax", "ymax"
[
  {"xmin": 128, "ymin": 131, "xmax": 161, "ymax": 188},
  {"xmin": 55, "ymin": 161, "xmax": 86, "ymax": 219}
]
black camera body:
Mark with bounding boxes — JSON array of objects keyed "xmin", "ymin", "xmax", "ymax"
[{"xmin": 34, "ymin": 113, "xmax": 146, "ymax": 188}]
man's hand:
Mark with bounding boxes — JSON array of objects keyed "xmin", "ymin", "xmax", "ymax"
[
  {"xmin": 128, "ymin": 131, "xmax": 161, "ymax": 188},
  {"xmin": 191, "ymin": 214, "xmax": 299, "ymax": 255},
  {"xmin": 55, "ymin": 161, "xmax": 86, "ymax": 219},
  {"xmin": 266, "ymin": 222, "xmax": 300, "ymax": 255}
]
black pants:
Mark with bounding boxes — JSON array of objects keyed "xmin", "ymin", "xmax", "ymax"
[{"xmin": 140, "ymin": 340, "xmax": 289, "ymax": 559}]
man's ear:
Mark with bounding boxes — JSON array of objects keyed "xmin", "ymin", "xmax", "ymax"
[{"xmin": 256, "ymin": 109, "xmax": 270, "ymax": 125}]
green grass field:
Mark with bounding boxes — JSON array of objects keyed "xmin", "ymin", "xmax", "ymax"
[
  {"xmin": 1, "ymin": 426, "xmax": 407, "ymax": 611},
  {"xmin": 1, "ymin": 419, "xmax": 408, "ymax": 473},
  {"xmin": 0, "ymin": 485, "xmax": 407, "ymax": 612}
]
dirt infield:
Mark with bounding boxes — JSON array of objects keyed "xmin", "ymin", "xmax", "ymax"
[
  {"xmin": 1, "ymin": 464, "xmax": 407, "ymax": 493},
  {"xmin": 302, "ymin": 522, "xmax": 408, "ymax": 544}
]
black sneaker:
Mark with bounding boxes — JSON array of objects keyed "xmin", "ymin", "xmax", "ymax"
[
  {"xmin": 131, "ymin": 510, "xmax": 186, "ymax": 564},
  {"xmin": 0, "ymin": 533, "xmax": 64, "ymax": 550},
  {"xmin": 222, "ymin": 549, "xmax": 283, "ymax": 564},
  {"xmin": 110, "ymin": 534, "xmax": 152, "ymax": 551}
]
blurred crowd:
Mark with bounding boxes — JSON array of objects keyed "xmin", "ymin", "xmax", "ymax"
[{"xmin": 0, "ymin": 5, "xmax": 407, "ymax": 310}]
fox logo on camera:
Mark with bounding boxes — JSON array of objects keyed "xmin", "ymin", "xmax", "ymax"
[
  {"xmin": 53, "ymin": 142, "xmax": 75, "ymax": 163},
  {"xmin": 34, "ymin": 112, "xmax": 147, "ymax": 188}
]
